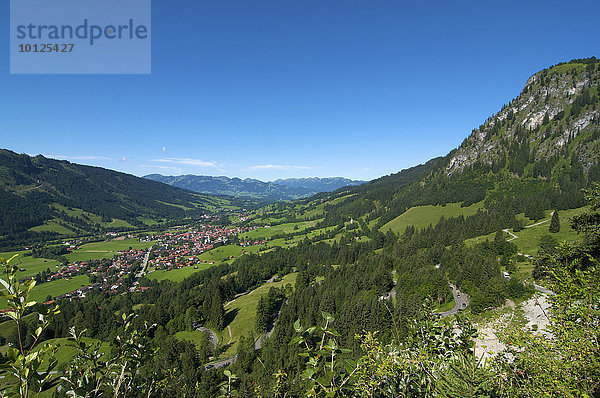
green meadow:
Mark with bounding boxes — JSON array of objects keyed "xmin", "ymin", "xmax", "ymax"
[
  {"xmin": 504, "ymin": 208, "xmax": 586, "ymax": 255},
  {"xmin": 297, "ymin": 203, "xmax": 325, "ymax": 220},
  {"xmin": 30, "ymin": 221, "xmax": 76, "ymax": 235},
  {"xmin": 0, "ymin": 275, "xmax": 90, "ymax": 310},
  {"xmin": 464, "ymin": 207, "xmax": 588, "ymax": 279},
  {"xmin": 464, "ymin": 207, "xmax": 587, "ymax": 255},
  {"xmin": 381, "ymin": 201, "xmax": 485, "ymax": 234},
  {"xmin": 28, "ymin": 204, "xmax": 136, "ymax": 234},
  {"xmin": 239, "ymin": 220, "xmax": 319, "ymax": 240},
  {"xmin": 219, "ymin": 272, "xmax": 297, "ymax": 357},
  {"xmin": 0, "ymin": 251, "xmax": 60, "ymax": 279},
  {"xmin": 65, "ymin": 238, "xmax": 155, "ymax": 262},
  {"xmin": 198, "ymin": 244, "xmax": 244, "ymax": 261},
  {"xmin": 175, "ymin": 330, "xmax": 211, "ymax": 350},
  {"xmin": 34, "ymin": 336, "xmax": 110, "ymax": 370},
  {"xmin": 148, "ymin": 262, "xmax": 217, "ymax": 282}
]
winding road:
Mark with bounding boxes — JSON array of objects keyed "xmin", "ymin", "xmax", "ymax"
[
  {"xmin": 503, "ymin": 211, "xmax": 555, "ymax": 243},
  {"xmin": 435, "ymin": 284, "xmax": 470, "ymax": 317},
  {"xmin": 204, "ymin": 276, "xmax": 285, "ymax": 369},
  {"xmin": 503, "ymin": 229, "xmax": 519, "ymax": 242}
]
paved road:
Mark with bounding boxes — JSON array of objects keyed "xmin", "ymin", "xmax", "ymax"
[
  {"xmin": 129, "ymin": 246, "xmax": 152, "ymax": 292},
  {"xmin": 206, "ymin": 355, "xmax": 237, "ymax": 370},
  {"xmin": 205, "ymin": 276, "xmax": 284, "ymax": 369},
  {"xmin": 254, "ymin": 301, "xmax": 282, "ymax": 350},
  {"xmin": 435, "ymin": 284, "xmax": 469, "ymax": 317},
  {"xmin": 195, "ymin": 326, "xmax": 218, "ymax": 349},
  {"xmin": 136, "ymin": 247, "xmax": 152, "ymax": 278},
  {"xmin": 534, "ymin": 283, "xmax": 555, "ymax": 295}
]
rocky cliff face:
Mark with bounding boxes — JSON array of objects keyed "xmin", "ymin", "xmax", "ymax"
[{"xmin": 447, "ymin": 58, "xmax": 600, "ymax": 175}]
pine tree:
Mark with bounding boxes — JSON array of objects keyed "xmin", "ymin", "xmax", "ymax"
[
  {"xmin": 209, "ymin": 289, "xmax": 224, "ymax": 330},
  {"xmin": 255, "ymin": 296, "xmax": 268, "ymax": 333},
  {"xmin": 493, "ymin": 229, "xmax": 505, "ymax": 254},
  {"xmin": 549, "ymin": 210, "xmax": 560, "ymax": 233}
]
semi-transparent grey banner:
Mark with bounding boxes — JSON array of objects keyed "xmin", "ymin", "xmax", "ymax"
[{"xmin": 10, "ymin": 0, "xmax": 151, "ymax": 74}]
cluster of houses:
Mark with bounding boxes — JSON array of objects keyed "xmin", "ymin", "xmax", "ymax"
[
  {"xmin": 145, "ymin": 224, "xmax": 259, "ymax": 272},
  {"xmin": 236, "ymin": 213, "xmax": 254, "ymax": 222},
  {"xmin": 239, "ymin": 239, "xmax": 268, "ymax": 247},
  {"xmin": 16, "ymin": 222, "xmax": 266, "ymax": 306},
  {"xmin": 32, "ymin": 247, "xmax": 150, "ymax": 297}
]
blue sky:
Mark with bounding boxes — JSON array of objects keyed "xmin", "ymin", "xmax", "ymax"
[{"xmin": 1, "ymin": 0, "xmax": 599, "ymax": 181}]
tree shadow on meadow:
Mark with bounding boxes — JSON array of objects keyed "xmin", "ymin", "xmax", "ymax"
[{"xmin": 223, "ymin": 307, "xmax": 239, "ymax": 329}]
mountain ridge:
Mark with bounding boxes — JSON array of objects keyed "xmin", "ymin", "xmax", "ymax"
[
  {"xmin": 446, "ymin": 57, "xmax": 600, "ymax": 176},
  {"xmin": 2, "ymin": 58, "xmax": 600, "ymax": 249},
  {"xmin": 291, "ymin": 58, "xmax": 600, "ymax": 231},
  {"xmin": 0, "ymin": 150, "xmax": 250, "ymax": 248},
  {"xmin": 143, "ymin": 174, "xmax": 366, "ymax": 201}
]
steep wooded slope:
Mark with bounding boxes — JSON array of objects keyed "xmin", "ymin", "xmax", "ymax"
[
  {"xmin": 304, "ymin": 58, "xmax": 600, "ymax": 229},
  {"xmin": 0, "ymin": 150, "xmax": 247, "ymax": 247}
]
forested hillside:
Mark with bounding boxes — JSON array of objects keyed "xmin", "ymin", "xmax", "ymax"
[
  {"xmin": 3, "ymin": 183, "xmax": 597, "ymax": 397},
  {"xmin": 271, "ymin": 177, "xmax": 366, "ymax": 192},
  {"xmin": 0, "ymin": 150, "xmax": 250, "ymax": 248},
  {"xmin": 304, "ymin": 58, "xmax": 600, "ymax": 232},
  {"xmin": 1, "ymin": 59, "xmax": 600, "ymax": 398}
]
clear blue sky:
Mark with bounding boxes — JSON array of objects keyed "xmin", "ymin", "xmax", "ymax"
[{"xmin": 1, "ymin": 0, "xmax": 599, "ymax": 181}]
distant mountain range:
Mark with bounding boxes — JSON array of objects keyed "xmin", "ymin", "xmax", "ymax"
[
  {"xmin": 0, "ymin": 150, "xmax": 251, "ymax": 248},
  {"xmin": 3, "ymin": 58, "xmax": 599, "ymax": 250},
  {"xmin": 143, "ymin": 175, "xmax": 367, "ymax": 201}
]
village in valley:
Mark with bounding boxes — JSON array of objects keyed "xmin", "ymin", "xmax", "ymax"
[{"xmin": 12, "ymin": 213, "xmax": 272, "ymax": 305}]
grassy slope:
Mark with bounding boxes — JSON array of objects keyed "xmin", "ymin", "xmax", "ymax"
[
  {"xmin": 464, "ymin": 207, "xmax": 588, "ymax": 280},
  {"xmin": 1, "ymin": 249, "xmax": 97, "ymax": 309},
  {"xmin": 464, "ymin": 207, "xmax": 587, "ymax": 255},
  {"xmin": 175, "ymin": 330, "xmax": 209, "ymax": 350},
  {"xmin": 219, "ymin": 273, "xmax": 297, "ymax": 357},
  {"xmin": 29, "ymin": 204, "xmax": 137, "ymax": 234},
  {"xmin": 0, "ymin": 275, "xmax": 91, "ymax": 310},
  {"xmin": 239, "ymin": 220, "xmax": 319, "ymax": 240},
  {"xmin": 148, "ymin": 262, "xmax": 217, "ymax": 283},
  {"xmin": 0, "ymin": 251, "xmax": 60, "ymax": 279},
  {"xmin": 30, "ymin": 221, "xmax": 76, "ymax": 235},
  {"xmin": 0, "ymin": 275, "xmax": 90, "ymax": 310},
  {"xmin": 34, "ymin": 336, "xmax": 110, "ymax": 370},
  {"xmin": 381, "ymin": 201, "xmax": 485, "ymax": 234},
  {"xmin": 198, "ymin": 244, "xmax": 244, "ymax": 262},
  {"xmin": 65, "ymin": 238, "xmax": 155, "ymax": 262}
]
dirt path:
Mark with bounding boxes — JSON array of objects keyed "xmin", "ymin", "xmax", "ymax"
[
  {"xmin": 502, "ymin": 211, "xmax": 554, "ymax": 243},
  {"xmin": 16, "ymin": 184, "xmax": 42, "ymax": 193},
  {"xmin": 503, "ymin": 229, "xmax": 519, "ymax": 242},
  {"xmin": 475, "ymin": 293, "xmax": 551, "ymax": 362},
  {"xmin": 525, "ymin": 212, "xmax": 553, "ymax": 229}
]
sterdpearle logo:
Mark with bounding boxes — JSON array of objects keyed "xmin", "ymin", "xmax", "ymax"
[{"xmin": 10, "ymin": 0, "xmax": 151, "ymax": 74}]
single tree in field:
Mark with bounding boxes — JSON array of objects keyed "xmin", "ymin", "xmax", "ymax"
[{"xmin": 549, "ymin": 210, "xmax": 560, "ymax": 233}]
